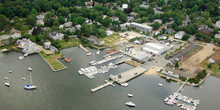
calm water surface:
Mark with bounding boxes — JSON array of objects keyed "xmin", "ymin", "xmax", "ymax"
[{"xmin": 0, "ymin": 47, "xmax": 219, "ymax": 110}]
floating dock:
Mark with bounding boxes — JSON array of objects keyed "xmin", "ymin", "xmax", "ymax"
[
  {"xmin": 91, "ymin": 80, "xmax": 115, "ymax": 92},
  {"xmin": 109, "ymin": 67, "xmax": 147, "ymax": 85},
  {"xmin": 79, "ymin": 44, "xmax": 91, "ymax": 55}
]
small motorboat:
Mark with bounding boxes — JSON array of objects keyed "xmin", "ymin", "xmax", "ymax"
[
  {"xmin": 24, "ymin": 53, "xmax": 28, "ymax": 57},
  {"xmin": 28, "ymin": 67, "xmax": 32, "ymax": 71},
  {"xmin": 18, "ymin": 56, "xmax": 24, "ymax": 60},
  {"xmin": 158, "ymin": 83, "xmax": 163, "ymax": 87},
  {"xmin": 128, "ymin": 93, "xmax": 133, "ymax": 97},
  {"xmin": 125, "ymin": 102, "xmax": 136, "ymax": 107},
  {"xmin": 5, "ymin": 82, "xmax": 10, "ymax": 87},
  {"xmin": 121, "ymin": 83, "xmax": 129, "ymax": 87},
  {"xmin": 89, "ymin": 60, "xmax": 96, "ymax": 65},
  {"xmin": 5, "ymin": 77, "xmax": 8, "ymax": 80},
  {"xmin": 164, "ymin": 97, "xmax": 169, "ymax": 102},
  {"xmin": 24, "ymin": 85, "xmax": 37, "ymax": 90},
  {"xmin": 8, "ymin": 70, "xmax": 12, "ymax": 73},
  {"xmin": 96, "ymin": 50, "xmax": 101, "ymax": 54},
  {"xmin": 86, "ymin": 52, "xmax": 91, "ymax": 56},
  {"xmin": 22, "ymin": 77, "xmax": 26, "ymax": 81}
]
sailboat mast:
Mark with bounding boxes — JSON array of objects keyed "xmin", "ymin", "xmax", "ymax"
[{"xmin": 30, "ymin": 73, "xmax": 32, "ymax": 85}]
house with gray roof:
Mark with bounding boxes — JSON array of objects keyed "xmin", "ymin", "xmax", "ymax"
[
  {"xmin": 215, "ymin": 20, "xmax": 220, "ymax": 28},
  {"xmin": 49, "ymin": 31, "xmax": 64, "ymax": 40},
  {"xmin": 16, "ymin": 38, "xmax": 40, "ymax": 54},
  {"xmin": 86, "ymin": 36, "xmax": 105, "ymax": 46}
]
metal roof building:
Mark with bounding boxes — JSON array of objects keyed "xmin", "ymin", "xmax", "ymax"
[
  {"xmin": 130, "ymin": 22, "xmax": 153, "ymax": 33},
  {"xmin": 142, "ymin": 43, "xmax": 171, "ymax": 56}
]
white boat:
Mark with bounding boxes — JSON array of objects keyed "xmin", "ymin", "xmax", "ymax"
[
  {"xmin": 128, "ymin": 93, "xmax": 133, "ymax": 97},
  {"xmin": 28, "ymin": 67, "xmax": 32, "ymax": 71},
  {"xmin": 8, "ymin": 70, "xmax": 12, "ymax": 73},
  {"xmin": 78, "ymin": 70, "xmax": 83, "ymax": 75},
  {"xmin": 125, "ymin": 102, "xmax": 136, "ymax": 107},
  {"xmin": 18, "ymin": 56, "xmax": 24, "ymax": 60},
  {"xmin": 86, "ymin": 52, "xmax": 91, "ymax": 56},
  {"xmin": 96, "ymin": 49, "xmax": 101, "ymax": 54},
  {"xmin": 22, "ymin": 77, "xmax": 26, "ymax": 81},
  {"xmin": 164, "ymin": 97, "xmax": 169, "ymax": 102},
  {"xmin": 24, "ymin": 53, "xmax": 28, "ymax": 57},
  {"xmin": 5, "ymin": 77, "xmax": 8, "ymax": 80},
  {"xmin": 158, "ymin": 83, "xmax": 163, "ymax": 87},
  {"xmin": 121, "ymin": 83, "xmax": 129, "ymax": 87},
  {"xmin": 5, "ymin": 82, "xmax": 10, "ymax": 87},
  {"xmin": 24, "ymin": 73, "xmax": 37, "ymax": 90}
]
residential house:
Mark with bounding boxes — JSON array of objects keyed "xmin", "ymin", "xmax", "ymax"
[
  {"xmin": 130, "ymin": 12, "xmax": 137, "ymax": 17},
  {"xmin": 111, "ymin": 16, "xmax": 119, "ymax": 21},
  {"xmin": 153, "ymin": 30, "xmax": 161, "ymax": 35},
  {"xmin": 86, "ymin": 36, "xmax": 105, "ymax": 46},
  {"xmin": 215, "ymin": 34, "xmax": 220, "ymax": 39},
  {"xmin": 215, "ymin": 20, "xmax": 220, "ymax": 28},
  {"xmin": 44, "ymin": 42, "xmax": 51, "ymax": 49},
  {"xmin": 140, "ymin": 4, "xmax": 149, "ymax": 9},
  {"xmin": 16, "ymin": 38, "xmax": 40, "ymax": 54},
  {"xmin": 0, "ymin": 33, "xmax": 21, "ymax": 40},
  {"xmin": 199, "ymin": 24, "xmax": 212, "ymax": 35},
  {"xmin": 106, "ymin": 30, "xmax": 113, "ymax": 36},
  {"xmin": 122, "ymin": 4, "xmax": 128, "ymax": 9},
  {"xmin": 64, "ymin": 22, "xmax": 72, "ymax": 28},
  {"xmin": 153, "ymin": 19, "xmax": 162, "ymax": 24},
  {"xmin": 127, "ymin": 16, "xmax": 135, "ymax": 22},
  {"xmin": 48, "ymin": 31, "xmax": 64, "ymax": 40},
  {"xmin": 175, "ymin": 31, "xmax": 185, "ymax": 39},
  {"xmin": 75, "ymin": 24, "xmax": 81, "ymax": 30},
  {"xmin": 65, "ymin": 27, "xmax": 76, "ymax": 33},
  {"xmin": 165, "ymin": 28, "xmax": 173, "ymax": 35}
]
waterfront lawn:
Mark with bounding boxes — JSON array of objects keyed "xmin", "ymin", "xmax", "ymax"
[
  {"xmin": 201, "ymin": 60, "xmax": 220, "ymax": 77},
  {"xmin": 0, "ymin": 43, "xmax": 22, "ymax": 52},
  {"xmin": 59, "ymin": 39, "xmax": 80, "ymax": 49},
  {"xmin": 103, "ymin": 34, "xmax": 124, "ymax": 47},
  {"xmin": 39, "ymin": 51, "xmax": 66, "ymax": 71}
]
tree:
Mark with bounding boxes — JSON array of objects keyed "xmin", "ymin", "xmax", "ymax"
[
  {"xmin": 26, "ymin": 15, "xmax": 36, "ymax": 26},
  {"xmin": 36, "ymin": 34, "xmax": 44, "ymax": 43},
  {"xmin": 57, "ymin": 7, "xmax": 69, "ymax": 17},
  {"xmin": 102, "ymin": 17, "xmax": 112, "ymax": 27},
  {"xmin": 119, "ymin": 13, "xmax": 127, "ymax": 23},
  {"xmin": 175, "ymin": 62, "xmax": 179, "ymax": 68},
  {"xmin": 58, "ymin": 16, "xmax": 65, "ymax": 24},
  {"xmin": 192, "ymin": 5, "xmax": 198, "ymax": 12},
  {"xmin": 14, "ymin": 22, "xmax": 22, "ymax": 30},
  {"xmin": 182, "ymin": 34, "xmax": 190, "ymax": 41},
  {"xmin": 53, "ymin": 21, "xmax": 60, "ymax": 26},
  {"xmin": 64, "ymin": 35, "xmax": 69, "ymax": 41},
  {"xmin": 157, "ymin": 0, "xmax": 166, "ymax": 7},
  {"xmin": 202, "ymin": 11, "xmax": 210, "ymax": 20},
  {"xmin": 151, "ymin": 22, "xmax": 161, "ymax": 30},
  {"xmin": 30, "ymin": 8, "xmax": 37, "ymax": 16}
]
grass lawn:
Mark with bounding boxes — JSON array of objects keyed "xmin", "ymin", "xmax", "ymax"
[
  {"xmin": 59, "ymin": 39, "xmax": 80, "ymax": 49},
  {"xmin": 103, "ymin": 34, "xmax": 123, "ymax": 47},
  {"xmin": 39, "ymin": 51, "xmax": 66, "ymax": 71},
  {"xmin": 0, "ymin": 43, "xmax": 23, "ymax": 52},
  {"xmin": 201, "ymin": 60, "xmax": 220, "ymax": 77}
]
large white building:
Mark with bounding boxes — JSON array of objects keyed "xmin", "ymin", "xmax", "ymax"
[
  {"xmin": 175, "ymin": 31, "xmax": 185, "ymax": 39},
  {"xmin": 142, "ymin": 43, "xmax": 171, "ymax": 56},
  {"xmin": 130, "ymin": 22, "xmax": 153, "ymax": 33}
]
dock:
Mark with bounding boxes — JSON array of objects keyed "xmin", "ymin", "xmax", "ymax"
[
  {"xmin": 79, "ymin": 44, "xmax": 91, "ymax": 55},
  {"xmin": 176, "ymin": 78, "xmax": 188, "ymax": 93},
  {"xmin": 91, "ymin": 80, "xmax": 115, "ymax": 92},
  {"xmin": 92, "ymin": 54, "xmax": 123, "ymax": 66},
  {"xmin": 109, "ymin": 67, "xmax": 147, "ymax": 85}
]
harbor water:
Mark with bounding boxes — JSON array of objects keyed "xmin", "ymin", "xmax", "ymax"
[{"xmin": 0, "ymin": 47, "xmax": 220, "ymax": 110}]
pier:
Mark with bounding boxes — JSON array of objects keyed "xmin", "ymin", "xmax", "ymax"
[
  {"xmin": 92, "ymin": 54, "xmax": 124, "ymax": 66},
  {"xmin": 109, "ymin": 67, "xmax": 147, "ymax": 85},
  {"xmin": 79, "ymin": 44, "xmax": 91, "ymax": 55},
  {"xmin": 91, "ymin": 80, "xmax": 115, "ymax": 92}
]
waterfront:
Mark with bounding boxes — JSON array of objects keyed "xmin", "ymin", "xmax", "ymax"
[{"xmin": 0, "ymin": 47, "xmax": 220, "ymax": 110}]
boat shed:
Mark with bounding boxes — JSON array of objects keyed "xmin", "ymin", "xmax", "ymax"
[{"xmin": 142, "ymin": 43, "xmax": 171, "ymax": 56}]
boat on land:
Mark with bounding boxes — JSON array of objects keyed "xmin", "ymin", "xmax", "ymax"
[
  {"xmin": 125, "ymin": 102, "xmax": 136, "ymax": 107},
  {"xmin": 64, "ymin": 57, "xmax": 72, "ymax": 63},
  {"xmin": 128, "ymin": 93, "xmax": 133, "ymax": 97},
  {"xmin": 28, "ymin": 67, "xmax": 32, "ymax": 71},
  {"xmin": 24, "ymin": 73, "xmax": 37, "ymax": 90},
  {"xmin": 107, "ymin": 48, "xmax": 117, "ymax": 54},
  {"xmin": 158, "ymin": 83, "xmax": 163, "ymax": 87}
]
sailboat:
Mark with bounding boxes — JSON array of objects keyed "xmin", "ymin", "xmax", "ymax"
[
  {"xmin": 89, "ymin": 52, "xmax": 96, "ymax": 65},
  {"xmin": 24, "ymin": 73, "xmax": 37, "ymax": 90}
]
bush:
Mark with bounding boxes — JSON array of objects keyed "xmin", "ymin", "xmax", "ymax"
[
  {"xmin": 129, "ymin": 37, "xmax": 141, "ymax": 42},
  {"xmin": 196, "ymin": 70, "xmax": 207, "ymax": 79},
  {"xmin": 208, "ymin": 64, "xmax": 212, "ymax": 68},
  {"xmin": 188, "ymin": 78, "xmax": 200, "ymax": 84},
  {"xmin": 180, "ymin": 76, "xmax": 187, "ymax": 81}
]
